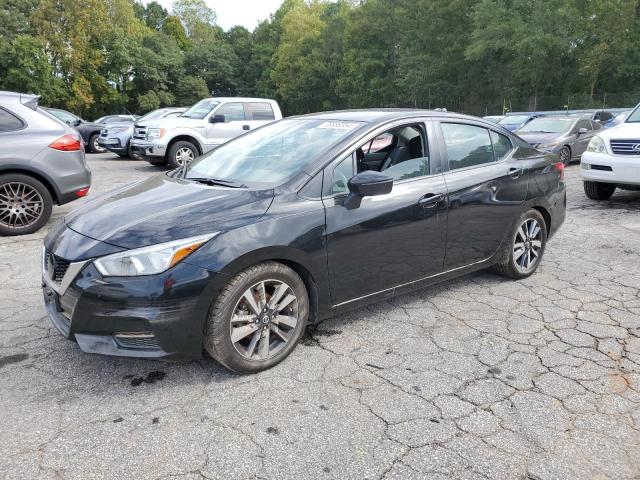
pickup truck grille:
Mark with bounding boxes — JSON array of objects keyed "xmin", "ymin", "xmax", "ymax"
[
  {"xmin": 610, "ymin": 139, "xmax": 640, "ymax": 155},
  {"xmin": 133, "ymin": 124, "xmax": 147, "ymax": 141}
]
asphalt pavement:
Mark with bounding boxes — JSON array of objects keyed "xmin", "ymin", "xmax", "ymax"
[{"xmin": 1, "ymin": 153, "xmax": 639, "ymax": 480}]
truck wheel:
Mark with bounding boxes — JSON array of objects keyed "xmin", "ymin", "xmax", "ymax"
[
  {"xmin": 167, "ymin": 141, "xmax": 198, "ymax": 169},
  {"xmin": 0, "ymin": 173, "xmax": 53, "ymax": 236},
  {"xmin": 584, "ymin": 181, "xmax": 615, "ymax": 200}
]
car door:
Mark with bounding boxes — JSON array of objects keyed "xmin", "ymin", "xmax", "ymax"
[
  {"xmin": 206, "ymin": 102, "xmax": 248, "ymax": 148},
  {"xmin": 323, "ymin": 121, "xmax": 448, "ymax": 306},
  {"xmin": 437, "ymin": 121, "xmax": 527, "ymax": 270},
  {"xmin": 573, "ymin": 119, "xmax": 595, "ymax": 157}
]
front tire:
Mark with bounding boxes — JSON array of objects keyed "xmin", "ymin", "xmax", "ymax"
[
  {"xmin": 89, "ymin": 134, "xmax": 106, "ymax": 153},
  {"xmin": 0, "ymin": 173, "xmax": 53, "ymax": 236},
  {"xmin": 559, "ymin": 146, "xmax": 571, "ymax": 166},
  {"xmin": 492, "ymin": 209, "xmax": 547, "ymax": 279},
  {"xmin": 204, "ymin": 262, "xmax": 309, "ymax": 373},
  {"xmin": 167, "ymin": 141, "xmax": 198, "ymax": 169},
  {"xmin": 584, "ymin": 181, "xmax": 615, "ymax": 200}
]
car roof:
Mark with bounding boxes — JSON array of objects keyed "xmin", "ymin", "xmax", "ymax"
[
  {"xmin": 289, "ymin": 108, "xmax": 488, "ymax": 125},
  {"xmin": 204, "ymin": 97, "xmax": 278, "ymax": 103}
]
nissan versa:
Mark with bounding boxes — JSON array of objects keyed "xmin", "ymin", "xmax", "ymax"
[{"xmin": 42, "ymin": 110, "xmax": 566, "ymax": 373}]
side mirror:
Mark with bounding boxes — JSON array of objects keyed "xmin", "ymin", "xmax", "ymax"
[
  {"xmin": 578, "ymin": 127, "xmax": 588, "ymax": 135},
  {"xmin": 210, "ymin": 114, "xmax": 225, "ymax": 124},
  {"xmin": 344, "ymin": 171, "xmax": 393, "ymax": 209}
]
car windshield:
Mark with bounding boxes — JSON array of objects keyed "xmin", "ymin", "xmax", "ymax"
[
  {"xmin": 139, "ymin": 109, "xmax": 169, "ymax": 121},
  {"xmin": 519, "ymin": 118, "xmax": 573, "ymax": 133},
  {"xmin": 498, "ymin": 115, "xmax": 529, "ymax": 125},
  {"xmin": 625, "ymin": 106, "xmax": 640, "ymax": 123},
  {"xmin": 185, "ymin": 119, "xmax": 364, "ymax": 187},
  {"xmin": 181, "ymin": 100, "xmax": 220, "ymax": 119}
]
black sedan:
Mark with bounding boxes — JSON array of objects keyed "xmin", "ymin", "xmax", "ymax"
[{"xmin": 42, "ymin": 110, "xmax": 566, "ymax": 373}]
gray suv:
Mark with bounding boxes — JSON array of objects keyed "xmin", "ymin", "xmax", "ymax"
[{"xmin": 0, "ymin": 91, "xmax": 91, "ymax": 236}]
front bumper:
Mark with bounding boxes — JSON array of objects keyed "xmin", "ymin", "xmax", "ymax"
[
  {"xmin": 580, "ymin": 151, "xmax": 640, "ymax": 185},
  {"xmin": 130, "ymin": 140, "xmax": 167, "ymax": 159},
  {"xmin": 42, "ymin": 250, "xmax": 225, "ymax": 360},
  {"xmin": 98, "ymin": 135, "xmax": 129, "ymax": 155}
]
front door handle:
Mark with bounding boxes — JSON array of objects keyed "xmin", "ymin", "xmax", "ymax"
[
  {"xmin": 418, "ymin": 193, "xmax": 444, "ymax": 208},
  {"xmin": 509, "ymin": 167, "xmax": 524, "ymax": 178},
  {"xmin": 242, "ymin": 125, "xmax": 250, "ymax": 131}
]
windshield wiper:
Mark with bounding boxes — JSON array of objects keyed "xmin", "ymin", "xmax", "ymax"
[{"xmin": 187, "ymin": 177, "xmax": 247, "ymax": 188}]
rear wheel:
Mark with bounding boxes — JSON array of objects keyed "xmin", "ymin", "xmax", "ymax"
[
  {"xmin": 584, "ymin": 181, "xmax": 615, "ymax": 200},
  {"xmin": 559, "ymin": 146, "xmax": 571, "ymax": 166},
  {"xmin": 204, "ymin": 262, "xmax": 309, "ymax": 373},
  {"xmin": 0, "ymin": 173, "xmax": 53, "ymax": 236},
  {"xmin": 492, "ymin": 209, "xmax": 547, "ymax": 279},
  {"xmin": 89, "ymin": 134, "xmax": 106, "ymax": 153},
  {"xmin": 167, "ymin": 141, "xmax": 198, "ymax": 169}
]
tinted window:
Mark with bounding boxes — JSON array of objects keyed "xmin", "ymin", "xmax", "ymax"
[
  {"xmin": 0, "ymin": 108, "xmax": 24, "ymax": 132},
  {"xmin": 247, "ymin": 102, "xmax": 275, "ymax": 121},
  {"xmin": 441, "ymin": 123, "xmax": 495, "ymax": 170},
  {"xmin": 490, "ymin": 131, "xmax": 512, "ymax": 160},
  {"xmin": 575, "ymin": 119, "xmax": 592, "ymax": 131},
  {"xmin": 384, "ymin": 157, "xmax": 429, "ymax": 181},
  {"xmin": 331, "ymin": 155, "xmax": 355, "ymax": 195},
  {"xmin": 216, "ymin": 102, "xmax": 246, "ymax": 122}
]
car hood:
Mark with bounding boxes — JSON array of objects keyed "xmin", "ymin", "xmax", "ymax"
[
  {"xmin": 137, "ymin": 117, "xmax": 202, "ymax": 129},
  {"xmin": 517, "ymin": 132, "xmax": 563, "ymax": 145},
  {"xmin": 64, "ymin": 174, "xmax": 275, "ymax": 250},
  {"xmin": 104, "ymin": 122, "xmax": 133, "ymax": 130},
  {"xmin": 598, "ymin": 121, "xmax": 640, "ymax": 139}
]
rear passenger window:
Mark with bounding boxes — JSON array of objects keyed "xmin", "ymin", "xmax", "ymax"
[
  {"xmin": 441, "ymin": 123, "xmax": 494, "ymax": 170},
  {"xmin": 0, "ymin": 108, "xmax": 24, "ymax": 132},
  {"xmin": 215, "ymin": 103, "xmax": 246, "ymax": 122},
  {"xmin": 247, "ymin": 102, "xmax": 275, "ymax": 121},
  {"xmin": 490, "ymin": 131, "xmax": 512, "ymax": 160}
]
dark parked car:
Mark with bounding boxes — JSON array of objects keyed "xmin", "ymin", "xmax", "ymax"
[
  {"xmin": 45, "ymin": 108, "xmax": 116, "ymax": 153},
  {"xmin": 516, "ymin": 115, "xmax": 601, "ymax": 165},
  {"xmin": 42, "ymin": 110, "xmax": 566, "ymax": 373},
  {"xmin": 498, "ymin": 113, "xmax": 545, "ymax": 131},
  {"xmin": 0, "ymin": 91, "xmax": 91, "ymax": 235}
]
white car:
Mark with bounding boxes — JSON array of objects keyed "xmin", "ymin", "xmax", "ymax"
[
  {"xmin": 580, "ymin": 104, "xmax": 640, "ymax": 200},
  {"xmin": 130, "ymin": 97, "xmax": 282, "ymax": 169}
]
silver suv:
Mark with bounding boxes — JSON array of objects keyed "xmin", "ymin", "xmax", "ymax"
[
  {"xmin": 0, "ymin": 91, "xmax": 91, "ymax": 236},
  {"xmin": 130, "ymin": 97, "xmax": 282, "ymax": 168}
]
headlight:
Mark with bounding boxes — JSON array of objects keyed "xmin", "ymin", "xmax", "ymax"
[
  {"xmin": 586, "ymin": 135, "xmax": 606, "ymax": 153},
  {"xmin": 93, "ymin": 233, "xmax": 217, "ymax": 277},
  {"xmin": 146, "ymin": 128, "xmax": 165, "ymax": 141}
]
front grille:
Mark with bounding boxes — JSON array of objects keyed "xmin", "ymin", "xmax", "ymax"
[
  {"xmin": 44, "ymin": 251, "xmax": 71, "ymax": 284},
  {"xmin": 610, "ymin": 139, "xmax": 640, "ymax": 155},
  {"xmin": 113, "ymin": 333, "xmax": 161, "ymax": 350},
  {"xmin": 133, "ymin": 124, "xmax": 147, "ymax": 140}
]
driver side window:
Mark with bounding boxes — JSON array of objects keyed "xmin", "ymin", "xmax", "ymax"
[{"xmin": 215, "ymin": 103, "xmax": 246, "ymax": 122}]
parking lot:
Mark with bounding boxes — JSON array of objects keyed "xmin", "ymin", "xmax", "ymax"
[{"xmin": 1, "ymin": 153, "xmax": 639, "ymax": 480}]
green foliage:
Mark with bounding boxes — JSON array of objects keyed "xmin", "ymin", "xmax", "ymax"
[{"xmin": 1, "ymin": 0, "xmax": 639, "ymax": 118}]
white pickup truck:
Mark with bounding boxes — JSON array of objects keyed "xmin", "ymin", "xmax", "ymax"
[
  {"xmin": 581, "ymin": 103, "xmax": 640, "ymax": 200},
  {"xmin": 130, "ymin": 97, "xmax": 282, "ymax": 168}
]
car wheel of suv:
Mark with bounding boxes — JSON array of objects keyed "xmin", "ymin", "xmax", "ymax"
[
  {"xmin": 0, "ymin": 173, "xmax": 53, "ymax": 236},
  {"xmin": 167, "ymin": 141, "xmax": 198, "ymax": 169},
  {"xmin": 559, "ymin": 146, "xmax": 571, "ymax": 166},
  {"xmin": 90, "ymin": 134, "xmax": 106, "ymax": 153},
  {"xmin": 492, "ymin": 209, "xmax": 547, "ymax": 280},
  {"xmin": 204, "ymin": 262, "xmax": 309, "ymax": 374},
  {"xmin": 584, "ymin": 181, "xmax": 615, "ymax": 200}
]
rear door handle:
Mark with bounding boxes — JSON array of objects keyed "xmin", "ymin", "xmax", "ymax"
[
  {"xmin": 418, "ymin": 193, "xmax": 444, "ymax": 207},
  {"xmin": 242, "ymin": 125, "xmax": 250, "ymax": 131},
  {"xmin": 509, "ymin": 167, "xmax": 524, "ymax": 178}
]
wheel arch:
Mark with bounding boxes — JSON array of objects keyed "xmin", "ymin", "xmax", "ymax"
[
  {"xmin": 0, "ymin": 166, "xmax": 61, "ymax": 204},
  {"xmin": 531, "ymin": 205, "xmax": 551, "ymax": 236},
  {"xmin": 167, "ymin": 135, "xmax": 203, "ymax": 155}
]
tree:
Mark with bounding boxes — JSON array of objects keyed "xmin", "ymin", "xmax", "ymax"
[
  {"xmin": 162, "ymin": 15, "xmax": 190, "ymax": 50},
  {"xmin": 172, "ymin": 0, "xmax": 217, "ymax": 41},
  {"xmin": 174, "ymin": 75, "xmax": 209, "ymax": 105},
  {"xmin": 132, "ymin": 0, "xmax": 168, "ymax": 30}
]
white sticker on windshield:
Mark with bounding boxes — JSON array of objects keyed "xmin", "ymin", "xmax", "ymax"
[{"xmin": 318, "ymin": 121, "xmax": 360, "ymax": 130}]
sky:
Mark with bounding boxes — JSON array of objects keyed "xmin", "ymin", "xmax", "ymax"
[{"xmin": 149, "ymin": 0, "xmax": 284, "ymax": 31}]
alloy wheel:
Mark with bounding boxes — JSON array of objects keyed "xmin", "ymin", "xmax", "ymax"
[
  {"xmin": 0, "ymin": 182, "xmax": 44, "ymax": 230},
  {"xmin": 229, "ymin": 279, "xmax": 299, "ymax": 361},
  {"xmin": 513, "ymin": 218, "xmax": 543, "ymax": 273},
  {"xmin": 559, "ymin": 147, "xmax": 570, "ymax": 165},
  {"xmin": 175, "ymin": 147, "xmax": 194, "ymax": 166},
  {"xmin": 93, "ymin": 137, "xmax": 106, "ymax": 153}
]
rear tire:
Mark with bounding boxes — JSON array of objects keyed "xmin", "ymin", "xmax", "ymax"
[
  {"xmin": 167, "ymin": 141, "xmax": 198, "ymax": 169},
  {"xmin": 0, "ymin": 173, "xmax": 53, "ymax": 236},
  {"xmin": 584, "ymin": 181, "xmax": 615, "ymax": 200},
  {"xmin": 492, "ymin": 209, "xmax": 547, "ymax": 280},
  {"xmin": 204, "ymin": 262, "xmax": 309, "ymax": 374}
]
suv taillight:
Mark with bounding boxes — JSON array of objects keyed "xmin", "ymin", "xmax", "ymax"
[
  {"xmin": 49, "ymin": 134, "xmax": 82, "ymax": 151},
  {"xmin": 553, "ymin": 162, "xmax": 565, "ymax": 181}
]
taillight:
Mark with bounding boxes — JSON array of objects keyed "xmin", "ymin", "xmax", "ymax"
[
  {"xmin": 553, "ymin": 162, "xmax": 565, "ymax": 181},
  {"xmin": 75, "ymin": 187, "xmax": 90, "ymax": 197},
  {"xmin": 49, "ymin": 134, "xmax": 82, "ymax": 151}
]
